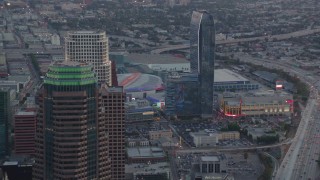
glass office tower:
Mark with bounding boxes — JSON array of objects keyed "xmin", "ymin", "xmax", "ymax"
[
  {"xmin": 166, "ymin": 73, "xmax": 200, "ymax": 118},
  {"xmin": 190, "ymin": 10, "xmax": 215, "ymax": 117},
  {"xmin": 0, "ymin": 87, "xmax": 10, "ymax": 158}
]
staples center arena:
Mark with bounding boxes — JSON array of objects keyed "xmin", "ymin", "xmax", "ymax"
[{"xmin": 117, "ymin": 73, "xmax": 165, "ymax": 100}]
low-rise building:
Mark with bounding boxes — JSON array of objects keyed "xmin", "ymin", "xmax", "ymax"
[
  {"xmin": 190, "ymin": 131, "xmax": 240, "ymax": 147},
  {"xmin": 125, "ymin": 99, "xmax": 155, "ymax": 123},
  {"xmin": 127, "ymin": 146, "xmax": 166, "ymax": 164},
  {"xmin": 190, "ymin": 131, "xmax": 218, "ymax": 148},
  {"xmin": 0, "ymin": 156, "xmax": 34, "ymax": 180},
  {"xmin": 127, "ymin": 138, "xmax": 150, "ymax": 147},
  {"xmin": 149, "ymin": 130, "xmax": 173, "ymax": 141},
  {"xmin": 125, "ymin": 162, "xmax": 171, "ymax": 180},
  {"xmin": 219, "ymin": 91, "xmax": 293, "ymax": 117},
  {"xmin": 214, "ymin": 69, "xmax": 259, "ymax": 91},
  {"xmin": 218, "ymin": 131, "xmax": 240, "ymax": 141},
  {"xmin": 191, "ymin": 155, "xmax": 230, "ymax": 180},
  {"xmin": 247, "ymin": 127, "xmax": 278, "ymax": 141}
]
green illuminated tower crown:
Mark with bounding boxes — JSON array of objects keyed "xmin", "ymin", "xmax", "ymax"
[{"xmin": 44, "ymin": 61, "xmax": 97, "ymax": 86}]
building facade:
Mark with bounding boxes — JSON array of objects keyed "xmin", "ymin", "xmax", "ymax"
[
  {"xmin": 214, "ymin": 69, "xmax": 259, "ymax": 91},
  {"xmin": 65, "ymin": 31, "xmax": 112, "ymax": 85},
  {"xmin": 101, "ymin": 86, "xmax": 125, "ymax": 180},
  {"xmin": 0, "ymin": 87, "xmax": 10, "ymax": 158},
  {"xmin": 33, "ymin": 62, "xmax": 111, "ymax": 180},
  {"xmin": 218, "ymin": 131, "xmax": 240, "ymax": 141},
  {"xmin": 165, "ymin": 73, "xmax": 200, "ymax": 118},
  {"xmin": 190, "ymin": 11, "xmax": 215, "ymax": 117},
  {"xmin": 14, "ymin": 111, "xmax": 36, "ymax": 155},
  {"xmin": 219, "ymin": 92, "xmax": 294, "ymax": 117},
  {"xmin": 190, "ymin": 131, "xmax": 218, "ymax": 147}
]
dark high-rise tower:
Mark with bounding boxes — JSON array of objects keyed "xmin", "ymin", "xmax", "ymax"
[
  {"xmin": 190, "ymin": 10, "xmax": 215, "ymax": 117},
  {"xmin": 33, "ymin": 61, "xmax": 111, "ymax": 180},
  {"xmin": 0, "ymin": 87, "xmax": 10, "ymax": 158},
  {"xmin": 101, "ymin": 85, "xmax": 125, "ymax": 180}
]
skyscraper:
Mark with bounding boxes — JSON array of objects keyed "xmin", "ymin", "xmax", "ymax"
[
  {"xmin": 0, "ymin": 87, "xmax": 10, "ymax": 158},
  {"xmin": 14, "ymin": 111, "xmax": 36, "ymax": 155},
  {"xmin": 101, "ymin": 85, "xmax": 125, "ymax": 180},
  {"xmin": 190, "ymin": 10, "xmax": 215, "ymax": 117},
  {"xmin": 33, "ymin": 61, "xmax": 111, "ymax": 180},
  {"xmin": 65, "ymin": 31, "xmax": 112, "ymax": 86}
]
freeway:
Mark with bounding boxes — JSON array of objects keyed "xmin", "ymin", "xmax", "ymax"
[
  {"xmin": 290, "ymin": 103, "xmax": 320, "ymax": 180},
  {"xmin": 276, "ymin": 99, "xmax": 317, "ymax": 180},
  {"xmin": 150, "ymin": 27, "xmax": 320, "ymax": 54},
  {"xmin": 233, "ymin": 53, "xmax": 320, "ymax": 180},
  {"xmin": 263, "ymin": 152, "xmax": 279, "ymax": 180},
  {"xmin": 173, "ymin": 52, "xmax": 320, "ymax": 179}
]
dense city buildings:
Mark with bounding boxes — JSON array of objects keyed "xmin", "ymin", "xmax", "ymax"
[
  {"xmin": 190, "ymin": 10, "xmax": 215, "ymax": 118},
  {"xmin": 3, "ymin": 0, "xmax": 320, "ymax": 178},
  {"xmin": 65, "ymin": 31, "xmax": 112, "ymax": 85},
  {"xmin": 14, "ymin": 111, "xmax": 36, "ymax": 155},
  {"xmin": 101, "ymin": 86, "xmax": 126, "ymax": 180},
  {"xmin": 33, "ymin": 61, "xmax": 111, "ymax": 180},
  {"xmin": 0, "ymin": 87, "xmax": 10, "ymax": 158}
]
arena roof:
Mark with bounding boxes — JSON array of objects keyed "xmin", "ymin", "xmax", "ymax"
[
  {"xmin": 214, "ymin": 69, "xmax": 249, "ymax": 83},
  {"xmin": 117, "ymin": 73, "xmax": 164, "ymax": 92},
  {"xmin": 126, "ymin": 53, "xmax": 189, "ymax": 64}
]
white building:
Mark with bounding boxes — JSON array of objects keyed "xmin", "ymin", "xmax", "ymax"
[
  {"xmin": 190, "ymin": 131, "xmax": 218, "ymax": 147},
  {"xmin": 51, "ymin": 34, "xmax": 60, "ymax": 45},
  {"xmin": 65, "ymin": 31, "xmax": 112, "ymax": 85}
]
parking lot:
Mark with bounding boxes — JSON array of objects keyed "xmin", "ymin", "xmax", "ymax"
[{"xmin": 175, "ymin": 152, "xmax": 263, "ymax": 180}]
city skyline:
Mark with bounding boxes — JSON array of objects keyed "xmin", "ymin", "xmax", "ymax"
[{"xmin": 1, "ymin": 0, "xmax": 320, "ymax": 179}]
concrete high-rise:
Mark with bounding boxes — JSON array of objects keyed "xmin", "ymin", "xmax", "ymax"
[
  {"xmin": 0, "ymin": 87, "xmax": 10, "ymax": 158},
  {"xmin": 33, "ymin": 61, "xmax": 111, "ymax": 180},
  {"xmin": 14, "ymin": 111, "xmax": 36, "ymax": 155},
  {"xmin": 190, "ymin": 10, "xmax": 215, "ymax": 117},
  {"xmin": 101, "ymin": 85, "xmax": 125, "ymax": 180},
  {"xmin": 65, "ymin": 31, "xmax": 112, "ymax": 86}
]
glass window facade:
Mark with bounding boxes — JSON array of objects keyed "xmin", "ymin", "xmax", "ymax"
[
  {"xmin": 190, "ymin": 11, "xmax": 215, "ymax": 117},
  {"xmin": 0, "ymin": 88, "xmax": 10, "ymax": 158},
  {"xmin": 165, "ymin": 73, "xmax": 200, "ymax": 118}
]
